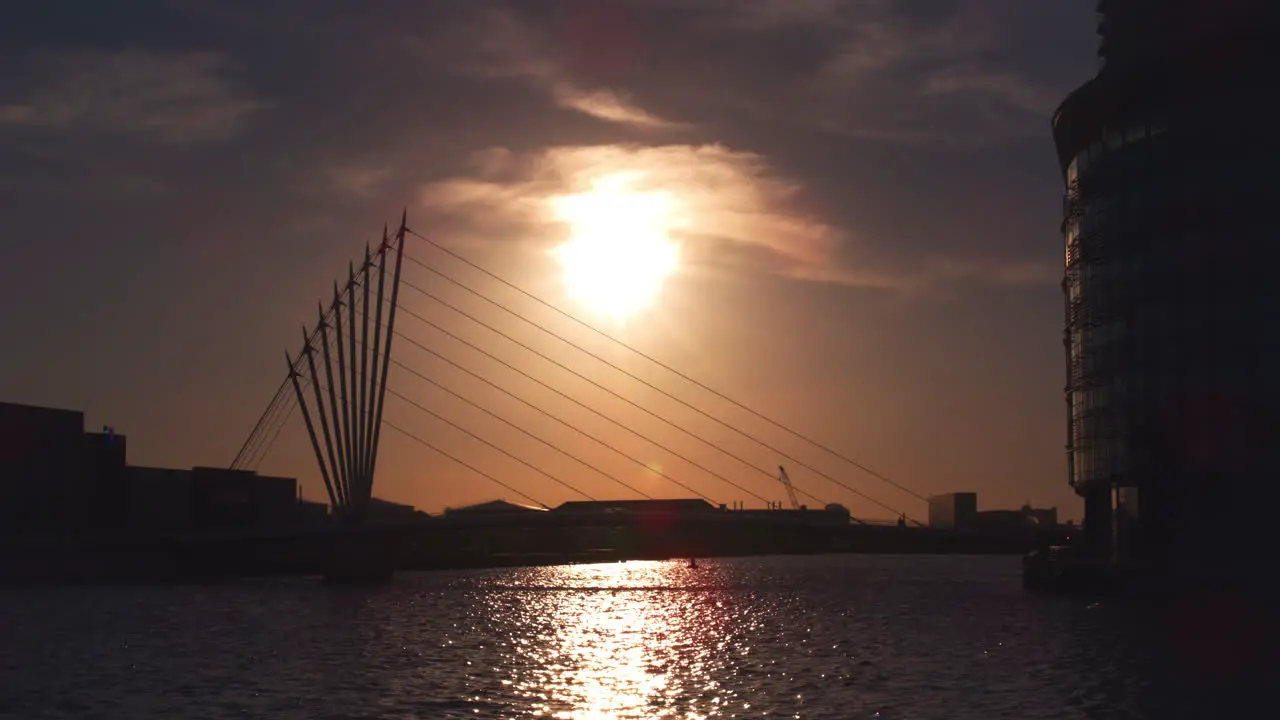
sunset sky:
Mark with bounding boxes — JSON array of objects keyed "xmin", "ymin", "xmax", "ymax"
[{"xmin": 0, "ymin": 1, "xmax": 1098, "ymax": 521}]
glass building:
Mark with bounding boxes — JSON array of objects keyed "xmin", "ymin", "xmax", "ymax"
[{"xmin": 1051, "ymin": 0, "xmax": 1280, "ymax": 581}]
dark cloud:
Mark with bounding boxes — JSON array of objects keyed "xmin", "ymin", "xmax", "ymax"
[
  {"xmin": 0, "ymin": 50, "xmax": 265, "ymax": 144},
  {"xmin": 419, "ymin": 0, "xmax": 1090, "ymax": 146}
]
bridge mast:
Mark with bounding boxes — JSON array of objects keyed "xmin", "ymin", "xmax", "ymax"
[
  {"xmin": 366, "ymin": 211, "xmax": 408, "ymax": 506},
  {"xmin": 269, "ymin": 211, "xmax": 409, "ymax": 520}
]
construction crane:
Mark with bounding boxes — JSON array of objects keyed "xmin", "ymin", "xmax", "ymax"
[{"xmin": 777, "ymin": 465, "xmax": 800, "ymax": 510}]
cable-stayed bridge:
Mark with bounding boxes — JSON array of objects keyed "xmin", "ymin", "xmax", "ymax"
[
  {"xmin": 222, "ymin": 212, "xmax": 1059, "ymax": 582},
  {"xmin": 233, "ymin": 213, "xmax": 929, "ymax": 518},
  {"xmin": 0, "ymin": 212, "xmax": 1061, "ymax": 586}
]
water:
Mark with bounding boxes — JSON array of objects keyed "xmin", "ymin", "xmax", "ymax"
[{"xmin": 0, "ymin": 555, "xmax": 1273, "ymax": 719}]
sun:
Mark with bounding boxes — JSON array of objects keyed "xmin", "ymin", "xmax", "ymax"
[{"xmin": 549, "ymin": 174, "xmax": 681, "ymax": 320}]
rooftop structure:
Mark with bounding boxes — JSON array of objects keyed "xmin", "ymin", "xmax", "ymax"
[
  {"xmin": 552, "ymin": 499, "xmax": 719, "ymax": 516},
  {"xmin": 445, "ymin": 500, "xmax": 547, "ymax": 517}
]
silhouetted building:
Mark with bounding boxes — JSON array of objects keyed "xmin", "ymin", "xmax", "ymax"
[
  {"xmin": 190, "ymin": 467, "xmax": 296, "ymax": 531},
  {"xmin": 823, "ymin": 503, "xmax": 852, "ymax": 523},
  {"xmin": 1020, "ymin": 504, "xmax": 1058, "ymax": 529},
  {"xmin": 1, "ymin": 398, "xmax": 318, "ymax": 538},
  {"xmin": 126, "ymin": 466, "xmax": 196, "ymax": 533},
  {"xmin": 1, "ymin": 401, "xmax": 94, "ymax": 538},
  {"xmin": 445, "ymin": 500, "xmax": 546, "ymax": 517},
  {"xmin": 1052, "ymin": 0, "xmax": 1280, "ymax": 580},
  {"xmin": 364, "ymin": 497, "xmax": 429, "ymax": 524},
  {"xmin": 927, "ymin": 493, "xmax": 977, "ymax": 530},
  {"xmin": 83, "ymin": 429, "xmax": 128, "ymax": 530},
  {"xmin": 298, "ymin": 499, "xmax": 330, "ymax": 526},
  {"xmin": 928, "ymin": 494, "xmax": 1059, "ymax": 535},
  {"xmin": 734, "ymin": 506, "xmax": 850, "ymax": 525},
  {"xmin": 124, "ymin": 465, "xmax": 315, "ymax": 534},
  {"xmin": 553, "ymin": 499, "xmax": 719, "ymax": 516},
  {"xmin": 969, "ymin": 510, "xmax": 1034, "ymax": 535}
]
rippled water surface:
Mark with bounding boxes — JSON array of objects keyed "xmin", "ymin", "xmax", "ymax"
[{"xmin": 1, "ymin": 555, "xmax": 1273, "ymax": 719}]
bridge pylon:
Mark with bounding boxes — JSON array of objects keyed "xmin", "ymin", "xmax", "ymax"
[{"xmin": 284, "ymin": 212, "xmax": 408, "ymax": 523}]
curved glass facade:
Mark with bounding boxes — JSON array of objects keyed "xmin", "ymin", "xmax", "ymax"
[
  {"xmin": 1062, "ymin": 117, "xmax": 1169, "ymax": 494},
  {"xmin": 1053, "ymin": 33, "xmax": 1280, "ymax": 577}
]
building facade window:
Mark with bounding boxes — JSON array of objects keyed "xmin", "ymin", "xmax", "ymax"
[{"xmin": 1062, "ymin": 114, "xmax": 1166, "ymax": 495}]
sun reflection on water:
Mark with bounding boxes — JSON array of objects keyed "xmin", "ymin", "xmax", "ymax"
[
  {"xmin": 481, "ymin": 560, "xmax": 740, "ymax": 719},
  {"xmin": 6, "ymin": 555, "xmax": 1213, "ymax": 720}
]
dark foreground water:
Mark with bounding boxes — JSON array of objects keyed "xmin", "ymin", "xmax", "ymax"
[{"xmin": 1, "ymin": 555, "xmax": 1275, "ymax": 719}]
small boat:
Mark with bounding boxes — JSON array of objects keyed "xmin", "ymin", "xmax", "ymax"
[{"xmin": 1022, "ymin": 545, "xmax": 1111, "ymax": 594}]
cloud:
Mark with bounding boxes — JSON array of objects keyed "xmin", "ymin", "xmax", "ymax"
[
  {"xmin": 923, "ymin": 68, "xmax": 1058, "ymax": 115},
  {"xmin": 325, "ymin": 163, "xmax": 395, "ymax": 199},
  {"xmin": 738, "ymin": 4, "xmax": 1064, "ymax": 145},
  {"xmin": 550, "ymin": 85, "xmax": 687, "ymax": 130},
  {"xmin": 0, "ymin": 50, "xmax": 265, "ymax": 143},
  {"xmin": 418, "ymin": 143, "xmax": 896, "ymax": 287},
  {"xmin": 0, "ymin": 105, "xmax": 34, "ymax": 123},
  {"xmin": 919, "ymin": 257, "xmax": 1061, "ymax": 289},
  {"xmin": 417, "ymin": 141, "xmax": 1063, "ymax": 292},
  {"xmin": 415, "ymin": 1, "xmax": 1082, "ymax": 148},
  {"xmin": 411, "ymin": 7, "xmax": 687, "ymax": 131},
  {"xmin": 737, "ymin": 0, "xmax": 856, "ymax": 27}
]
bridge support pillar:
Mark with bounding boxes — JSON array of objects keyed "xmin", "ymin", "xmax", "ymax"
[{"xmin": 1082, "ymin": 482, "xmax": 1114, "ymax": 565}]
